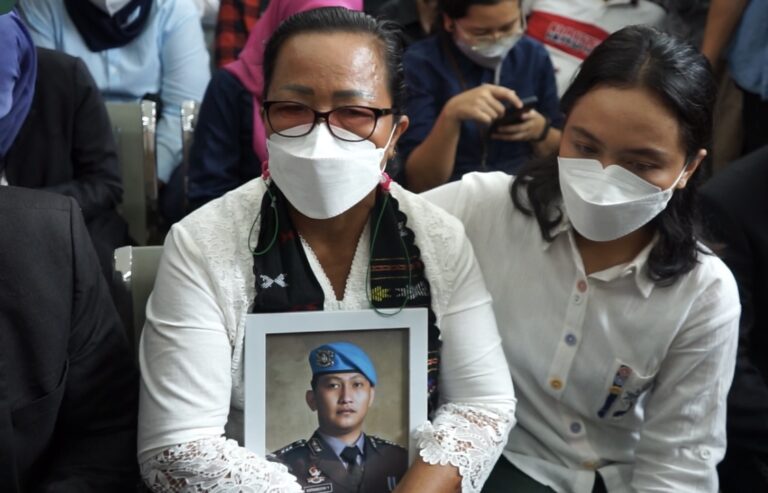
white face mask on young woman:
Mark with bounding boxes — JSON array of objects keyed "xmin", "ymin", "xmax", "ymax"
[
  {"xmin": 454, "ymin": 32, "xmax": 521, "ymax": 69},
  {"xmin": 558, "ymin": 157, "xmax": 687, "ymax": 242},
  {"xmin": 89, "ymin": 0, "xmax": 134, "ymax": 16},
  {"xmin": 267, "ymin": 123, "xmax": 396, "ymax": 220}
]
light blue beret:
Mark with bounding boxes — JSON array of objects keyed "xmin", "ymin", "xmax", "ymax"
[{"xmin": 309, "ymin": 341, "xmax": 377, "ymax": 386}]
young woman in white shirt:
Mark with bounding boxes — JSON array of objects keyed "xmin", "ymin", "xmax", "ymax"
[{"xmin": 425, "ymin": 25, "xmax": 740, "ymax": 493}]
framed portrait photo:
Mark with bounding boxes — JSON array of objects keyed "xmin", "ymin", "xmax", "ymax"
[{"xmin": 244, "ymin": 308, "xmax": 428, "ymax": 492}]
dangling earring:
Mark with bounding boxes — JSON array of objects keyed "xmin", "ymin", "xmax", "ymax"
[
  {"xmin": 260, "ymin": 160, "xmax": 271, "ymax": 181},
  {"xmin": 380, "ymin": 171, "xmax": 393, "ymax": 192}
]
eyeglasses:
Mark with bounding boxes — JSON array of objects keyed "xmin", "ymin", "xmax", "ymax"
[
  {"xmin": 263, "ymin": 100, "xmax": 395, "ymax": 142},
  {"xmin": 454, "ymin": 18, "xmax": 525, "ymax": 44}
]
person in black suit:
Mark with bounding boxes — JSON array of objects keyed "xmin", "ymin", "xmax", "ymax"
[
  {"xmin": 0, "ymin": 13, "xmax": 138, "ymax": 489},
  {"xmin": 699, "ymin": 145, "xmax": 768, "ymax": 492},
  {"xmin": 3, "ymin": 42, "xmax": 131, "ymax": 279},
  {"xmin": 270, "ymin": 342, "xmax": 408, "ymax": 493},
  {"xmin": 0, "ymin": 185, "xmax": 140, "ymax": 491}
]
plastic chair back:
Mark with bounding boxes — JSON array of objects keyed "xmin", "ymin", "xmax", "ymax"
[
  {"xmin": 180, "ymin": 100, "xmax": 200, "ymax": 214},
  {"xmin": 113, "ymin": 245, "xmax": 164, "ymax": 358},
  {"xmin": 106, "ymin": 100, "xmax": 160, "ymax": 245}
]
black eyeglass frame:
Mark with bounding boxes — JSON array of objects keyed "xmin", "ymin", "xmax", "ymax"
[{"xmin": 263, "ymin": 100, "xmax": 397, "ymax": 142}]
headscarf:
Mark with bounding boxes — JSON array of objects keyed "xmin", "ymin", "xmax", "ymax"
[
  {"xmin": 0, "ymin": 11, "xmax": 36, "ymax": 162},
  {"xmin": 224, "ymin": 0, "xmax": 363, "ymax": 164}
]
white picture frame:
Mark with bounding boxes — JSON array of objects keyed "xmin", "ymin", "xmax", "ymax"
[{"xmin": 244, "ymin": 308, "xmax": 428, "ymax": 464}]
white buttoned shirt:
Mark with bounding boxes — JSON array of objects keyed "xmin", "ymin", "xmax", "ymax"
[{"xmin": 424, "ymin": 172, "xmax": 740, "ymax": 493}]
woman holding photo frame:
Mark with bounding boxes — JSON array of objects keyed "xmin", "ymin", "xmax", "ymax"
[
  {"xmin": 137, "ymin": 6, "xmax": 516, "ymax": 493},
  {"xmin": 425, "ymin": 26, "xmax": 740, "ymax": 493}
]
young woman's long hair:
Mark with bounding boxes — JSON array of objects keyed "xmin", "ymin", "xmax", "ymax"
[{"xmin": 511, "ymin": 25, "xmax": 716, "ymax": 286}]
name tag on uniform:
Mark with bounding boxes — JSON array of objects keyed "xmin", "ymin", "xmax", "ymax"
[{"xmin": 305, "ymin": 485, "xmax": 333, "ymax": 493}]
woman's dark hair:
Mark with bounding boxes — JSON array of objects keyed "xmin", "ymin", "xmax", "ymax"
[
  {"xmin": 511, "ymin": 25, "xmax": 717, "ymax": 286},
  {"xmin": 262, "ymin": 7, "xmax": 406, "ymax": 114},
  {"xmin": 439, "ymin": 0, "xmax": 520, "ymax": 20},
  {"xmin": 436, "ymin": 0, "xmax": 522, "ymax": 34}
]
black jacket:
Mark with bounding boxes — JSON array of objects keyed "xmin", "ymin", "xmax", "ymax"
[
  {"xmin": 700, "ymin": 145, "xmax": 768, "ymax": 453},
  {"xmin": 3, "ymin": 47, "xmax": 130, "ymax": 274},
  {"xmin": 0, "ymin": 186, "xmax": 139, "ymax": 492}
]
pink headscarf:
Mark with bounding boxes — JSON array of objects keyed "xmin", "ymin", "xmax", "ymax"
[{"xmin": 224, "ymin": 0, "xmax": 363, "ymax": 163}]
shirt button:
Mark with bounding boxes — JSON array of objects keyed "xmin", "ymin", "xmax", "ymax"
[
  {"xmin": 550, "ymin": 378, "xmax": 563, "ymax": 390},
  {"xmin": 577, "ymin": 280, "xmax": 588, "ymax": 293},
  {"xmin": 698, "ymin": 447, "xmax": 711, "ymax": 460},
  {"xmin": 570, "ymin": 422, "xmax": 582, "ymax": 434},
  {"xmin": 573, "ymin": 294, "xmax": 583, "ymax": 304},
  {"xmin": 565, "ymin": 333, "xmax": 578, "ymax": 346}
]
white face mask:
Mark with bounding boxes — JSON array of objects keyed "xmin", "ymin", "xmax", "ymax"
[
  {"xmin": 558, "ymin": 157, "xmax": 687, "ymax": 242},
  {"xmin": 89, "ymin": 0, "xmax": 134, "ymax": 16},
  {"xmin": 267, "ymin": 123, "xmax": 395, "ymax": 220},
  {"xmin": 454, "ymin": 32, "xmax": 521, "ymax": 69}
]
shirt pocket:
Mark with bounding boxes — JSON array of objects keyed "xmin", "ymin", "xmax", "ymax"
[
  {"xmin": 595, "ymin": 358, "xmax": 656, "ymax": 422},
  {"xmin": 12, "ymin": 359, "xmax": 68, "ymax": 429}
]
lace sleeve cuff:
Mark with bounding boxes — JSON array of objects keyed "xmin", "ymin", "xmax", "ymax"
[
  {"xmin": 140, "ymin": 436, "xmax": 302, "ymax": 493},
  {"xmin": 414, "ymin": 403, "xmax": 515, "ymax": 493}
]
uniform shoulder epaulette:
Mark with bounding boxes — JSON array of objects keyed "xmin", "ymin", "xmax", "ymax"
[
  {"xmin": 369, "ymin": 435, "xmax": 406, "ymax": 450},
  {"xmin": 271, "ymin": 439, "xmax": 308, "ymax": 457}
]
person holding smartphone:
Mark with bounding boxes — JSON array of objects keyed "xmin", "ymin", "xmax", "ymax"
[
  {"xmin": 424, "ymin": 26, "xmax": 740, "ymax": 492},
  {"xmin": 399, "ymin": 0, "xmax": 562, "ymax": 192}
]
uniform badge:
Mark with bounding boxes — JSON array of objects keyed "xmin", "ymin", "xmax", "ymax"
[
  {"xmin": 315, "ymin": 349, "xmax": 335, "ymax": 368},
  {"xmin": 309, "ymin": 437, "xmax": 324, "ymax": 454},
  {"xmin": 306, "ymin": 465, "xmax": 326, "ymax": 484}
]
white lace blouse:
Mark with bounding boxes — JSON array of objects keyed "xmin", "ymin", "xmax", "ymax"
[{"xmin": 137, "ymin": 179, "xmax": 517, "ymax": 492}]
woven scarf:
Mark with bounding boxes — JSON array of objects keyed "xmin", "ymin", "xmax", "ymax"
[
  {"xmin": 64, "ymin": 0, "xmax": 152, "ymax": 52},
  {"xmin": 251, "ymin": 183, "xmax": 442, "ymax": 413}
]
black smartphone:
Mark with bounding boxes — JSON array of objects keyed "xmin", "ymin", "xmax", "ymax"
[{"xmin": 490, "ymin": 95, "xmax": 539, "ymax": 131}]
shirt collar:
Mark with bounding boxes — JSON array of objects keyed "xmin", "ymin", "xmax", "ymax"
[
  {"xmin": 318, "ymin": 431, "xmax": 365, "ymax": 461},
  {"xmin": 540, "ymin": 210, "xmax": 571, "ymax": 252},
  {"xmin": 587, "ymin": 235, "xmax": 658, "ymax": 299},
  {"xmin": 543, "ymin": 211, "xmax": 658, "ymax": 298}
]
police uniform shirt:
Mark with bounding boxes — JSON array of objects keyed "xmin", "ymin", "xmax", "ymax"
[
  {"xmin": 270, "ymin": 431, "xmax": 408, "ymax": 493},
  {"xmin": 318, "ymin": 432, "xmax": 365, "ymax": 467}
]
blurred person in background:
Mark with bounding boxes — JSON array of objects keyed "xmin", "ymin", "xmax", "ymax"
[
  {"xmin": 214, "ymin": 0, "xmax": 261, "ymax": 66},
  {"xmin": 700, "ymin": 145, "xmax": 768, "ymax": 492},
  {"xmin": 399, "ymin": 0, "xmax": 562, "ymax": 192},
  {"xmin": 521, "ymin": 0, "xmax": 665, "ymax": 97},
  {"xmin": 375, "ymin": 0, "xmax": 438, "ymax": 46},
  {"xmin": 21, "ymin": 0, "xmax": 211, "ymax": 224},
  {"xmin": 3, "ymin": 29, "xmax": 131, "ymax": 279},
  {"xmin": 701, "ymin": 0, "xmax": 767, "ymax": 157},
  {"xmin": 187, "ymin": 0, "xmax": 362, "ymax": 211}
]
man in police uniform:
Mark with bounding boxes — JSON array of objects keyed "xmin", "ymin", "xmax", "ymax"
[{"xmin": 269, "ymin": 342, "xmax": 408, "ymax": 493}]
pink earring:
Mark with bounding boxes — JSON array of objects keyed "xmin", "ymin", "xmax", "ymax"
[
  {"xmin": 380, "ymin": 171, "xmax": 392, "ymax": 192},
  {"xmin": 261, "ymin": 160, "xmax": 271, "ymax": 180}
]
